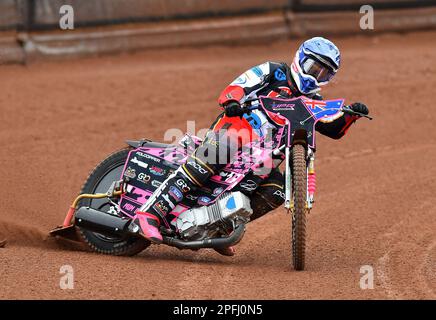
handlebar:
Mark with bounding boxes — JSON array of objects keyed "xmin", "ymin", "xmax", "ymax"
[
  {"xmin": 241, "ymin": 99, "xmax": 373, "ymax": 120},
  {"xmin": 246, "ymin": 105, "xmax": 260, "ymax": 111},
  {"xmin": 236, "ymin": 101, "xmax": 260, "ymax": 114}
]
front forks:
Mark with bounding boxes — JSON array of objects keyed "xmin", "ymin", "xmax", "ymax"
[
  {"xmin": 284, "ymin": 146, "xmax": 316, "ymax": 212},
  {"xmin": 307, "ymin": 148, "xmax": 316, "ymax": 210},
  {"xmin": 284, "ymin": 146, "xmax": 293, "ymax": 211}
]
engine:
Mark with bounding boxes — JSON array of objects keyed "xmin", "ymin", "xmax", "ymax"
[{"xmin": 176, "ymin": 192, "xmax": 253, "ymax": 240}]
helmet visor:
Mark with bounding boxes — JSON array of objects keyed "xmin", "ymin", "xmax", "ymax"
[{"xmin": 301, "ymin": 57, "xmax": 336, "ymax": 83}]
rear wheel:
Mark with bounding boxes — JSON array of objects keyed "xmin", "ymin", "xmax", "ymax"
[
  {"xmin": 77, "ymin": 148, "xmax": 150, "ymax": 256},
  {"xmin": 291, "ymin": 144, "xmax": 307, "ymax": 270}
]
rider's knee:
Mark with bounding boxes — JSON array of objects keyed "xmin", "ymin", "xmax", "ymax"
[
  {"xmin": 182, "ymin": 136, "xmax": 235, "ymax": 187},
  {"xmin": 258, "ymin": 182, "xmax": 285, "ymax": 207},
  {"xmin": 249, "ymin": 170, "xmax": 285, "ymax": 221},
  {"xmin": 181, "ymin": 155, "xmax": 216, "ymax": 187}
]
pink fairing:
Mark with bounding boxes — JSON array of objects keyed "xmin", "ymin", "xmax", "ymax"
[{"xmin": 308, "ymin": 172, "xmax": 316, "ymax": 196}]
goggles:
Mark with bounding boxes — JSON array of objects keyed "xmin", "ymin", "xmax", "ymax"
[{"xmin": 300, "ymin": 55, "xmax": 336, "ymax": 83}]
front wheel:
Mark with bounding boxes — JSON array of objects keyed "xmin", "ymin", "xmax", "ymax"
[
  {"xmin": 291, "ymin": 144, "xmax": 307, "ymax": 270},
  {"xmin": 76, "ymin": 148, "xmax": 150, "ymax": 256}
]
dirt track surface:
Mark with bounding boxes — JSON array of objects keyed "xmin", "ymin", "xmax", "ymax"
[{"xmin": 0, "ymin": 31, "xmax": 435, "ymax": 299}]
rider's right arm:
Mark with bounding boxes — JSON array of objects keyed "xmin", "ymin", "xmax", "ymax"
[
  {"xmin": 315, "ymin": 113, "xmax": 359, "ymax": 139},
  {"xmin": 218, "ymin": 62, "xmax": 272, "ymax": 108}
]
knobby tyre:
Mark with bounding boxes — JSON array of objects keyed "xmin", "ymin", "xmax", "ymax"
[
  {"xmin": 76, "ymin": 148, "xmax": 150, "ymax": 256},
  {"xmin": 291, "ymin": 144, "xmax": 307, "ymax": 270}
]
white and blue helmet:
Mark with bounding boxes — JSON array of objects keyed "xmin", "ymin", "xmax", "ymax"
[{"xmin": 290, "ymin": 37, "xmax": 341, "ymax": 94}]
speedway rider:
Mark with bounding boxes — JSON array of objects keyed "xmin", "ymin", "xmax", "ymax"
[{"xmin": 130, "ymin": 37, "xmax": 370, "ymax": 256}]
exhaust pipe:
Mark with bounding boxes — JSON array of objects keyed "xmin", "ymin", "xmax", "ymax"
[
  {"xmin": 74, "ymin": 207, "xmax": 132, "ymax": 237},
  {"xmin": 162, "ymin": 224, "xmax": 246, "ymax": 250},
  {"xmin": 75, "ymin": 206, "xmax": 246, "ymax": 249}
]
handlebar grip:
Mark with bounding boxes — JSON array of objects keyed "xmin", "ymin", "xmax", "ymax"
[{"xmin": 342, "ymin": 106, "xmax": 373, "ymax": 120}]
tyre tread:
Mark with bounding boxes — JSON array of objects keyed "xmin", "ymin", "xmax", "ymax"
[{"xmin": 76, "ymin": 147, "xmax": 150, "ymax": 256}]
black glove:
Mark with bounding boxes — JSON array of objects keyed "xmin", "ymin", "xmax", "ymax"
[
  {"xmin": 224, "ymin": 101, "xmax": 248, "ymax": 118},
  {"xmin": 311, "ymin": 93, "xmax": 324, "ymax": 101},
  {"xmin": 349, "ymin": 102, "xmax": 369, "ymax": 115}
]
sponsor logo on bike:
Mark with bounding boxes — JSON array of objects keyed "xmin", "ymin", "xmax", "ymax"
[
  {"xmin": 186, "ymin": 194, "xmax": 198, "ymax": 201},
  {"xmin": 271, "ymin": 103, "xmax": 295, "ymax": 111},
  {"xmin": 176, "ymin": 179, "xmax": 191, "ymax": 193},
  {"xmin": 197, "ymin": 196, "xmax": 211, "ymax": 206},
  {"xmin": 273, "ymin": 189, "xmax": 286, "ymax": 200},
  {"xmin": 124, "ymin": 167, "xmax": 136, "ymax": 179},
  {"xmin": 123, "ymin": 202, "xmax": 136, "ymax": 212},
  {"xmin": 152, "ymin": 180, "xmax": 162, "ymax": 188},
  {"xmin": 240, "ymin": 180, "xmax": 257, "ymax": 192},
  {"xmin": 153, "ymin": 200, "xmax": 169, "ymax": 215},
  {"xmin": 169, "ymin": 186, "xmax": 183, "ymax": 202},
  {"xmin": 219, "ymin": 171, "xmax": 240, "ymax": 183},
  {"xmin": 212, "ymin": 187, "xmax": 224, "ymax": 196},
  {"xmin": 187, "ymin": 161, "xmax": 208, "ymax": 175},
  {"xmin": 149, "ymin": 165, "xmax": 166, "ymax": 176},
  {"xmin": 136, "ymin": 152, "xmax": 161, "ymax": 163},
  {"xmin": 138, "ymin": 172, "xmax": 151, "ymax": 184},
  {"xmin": 131, "ymin": 157, "xmax": 148, "ymax": 169}
]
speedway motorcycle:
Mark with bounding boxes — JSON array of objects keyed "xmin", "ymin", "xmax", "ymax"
[{"xmin": 50, "ymin": 96, "xmax": 371, "ymax": 270}]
